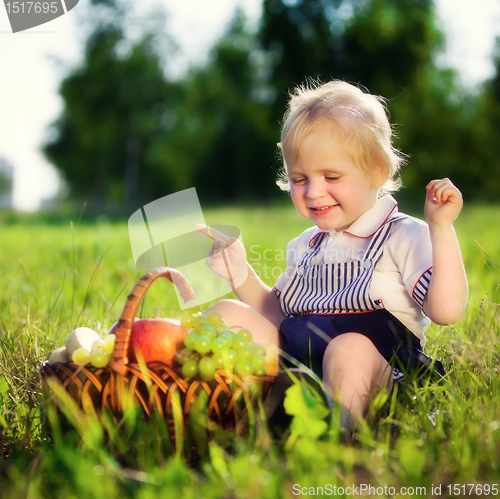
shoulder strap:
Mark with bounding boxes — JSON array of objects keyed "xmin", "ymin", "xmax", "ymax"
[
  {"xmin": 385, "ymin": 213, "xmax": 409, "ymax": 224},
  {"xmin": 364, "ymin": 213, "xmax": 409, "ymax": 263}
]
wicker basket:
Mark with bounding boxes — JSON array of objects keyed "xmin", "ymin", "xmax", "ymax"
[{"xmin": 40, "ymin": 266, "xmax": 276, "ymax": 444}]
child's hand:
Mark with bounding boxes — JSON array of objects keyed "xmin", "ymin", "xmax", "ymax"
[
  {"xmin": 196, "ymin": 224, "xmax": 248, "ymax": 289},
  {"xmin": 425, "ymin": 178, "xmax": 463, "ymax": 227}
]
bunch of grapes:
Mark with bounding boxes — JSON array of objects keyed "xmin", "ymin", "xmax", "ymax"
[
  {"xmin": 71, "ymin": 335, "xmax": 116, "ymax": 368},
  {"xmin": 176, "ymin": 311, "xmax": 267, "ymax": 382}
]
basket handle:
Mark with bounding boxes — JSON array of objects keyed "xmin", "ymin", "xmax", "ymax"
[{"xmin": 110, "ymin": 266, "xmax": 197, "ymax": 375}]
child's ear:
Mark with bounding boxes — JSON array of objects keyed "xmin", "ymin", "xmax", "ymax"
[{"xmin": 372, "ymin": 162, "xmax": 389, "ymax": 188}]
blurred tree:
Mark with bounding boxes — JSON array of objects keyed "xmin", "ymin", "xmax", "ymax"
[
  {"xmin": 43, "ymin": 0, "xmax": 497, "ymax": 208},
  {"xmin": 257, "ymin": 0, "xmax": 471, "ymax": 205},
  {"xmin": 43, "ymin": 1, "xmax": 180, "ymax": 209},
  {"xmin": 258, "ymin": 0, "xmax": 445, "ymax": 123},
  {"xmin": 255, "ymin": 0, "xmax": 500, "ymax": 206},
  {"xmin": 0, "ymin": 158, "xmax": 14, "ymax": 209},
  {"xmin": 155, "ymin": 13, "xmax": 280, "ymax": 203},
  {"xmin": 468, "ymin": 38, "xmax": 500, "ymax": 200},
  {"xmin": 156, "ymin": 0, "xmax": 447, "ymax": 204}
]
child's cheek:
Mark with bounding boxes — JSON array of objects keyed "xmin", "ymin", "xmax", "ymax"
[
  {"xmin": 289, "ymin": 185, "xmax": 300, "ymax": 200},
  {"xmin": 289, "ymin": 188, "xmax": 304, "ymax": 212},
  {"xmin": 290, "ymin": 190, "xmax": 300, "ymax": 207}
]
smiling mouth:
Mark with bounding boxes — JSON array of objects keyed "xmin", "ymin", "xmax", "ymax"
[{"xmin": 311, "ymin": 205, "xmax": 337, "ymax": 212}]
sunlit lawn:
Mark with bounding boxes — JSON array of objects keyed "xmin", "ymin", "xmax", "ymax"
[{"xmin": 1, "ymin": 201, "xmax": 499, "ymax": 497}]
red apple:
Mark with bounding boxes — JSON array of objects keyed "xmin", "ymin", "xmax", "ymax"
[{"xmin": 108, "ymin": 318, "xmax": 187, "ymax": 366}]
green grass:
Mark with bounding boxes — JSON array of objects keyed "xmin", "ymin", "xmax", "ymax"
[{"xmin": 1, "ymin": 202, "xmax": 499, "ymax": 498}]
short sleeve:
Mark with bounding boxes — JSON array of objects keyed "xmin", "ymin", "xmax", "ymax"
[
  {"xmin": 389, "ymin": 218, "xmax": 433, "ymax": 310},
  {"xmin": 412, "ymin": 268, "xmax": 432, "ymax": 308}
]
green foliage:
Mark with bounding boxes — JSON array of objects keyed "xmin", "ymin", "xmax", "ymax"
[
  {"xmin": 259, "ymin": 0, "xmax": 440, "ymax": 103},
  {"xmin": 396, "ymin": 437, "xmax": 426, "ymax": 478},
  {"xmin": 283, "ymin": 383, "xmax": 329, "ymax": 442},
  {"xmin": 157, "ymin": 13, "xmax": 280, "ymax": 203},
  {"xmin": 43, "ymin": 0, "xmax": 500, "ymax": 208},
  {"xmin": 464, "ymin": 39, "xmax": 500, "ymax": 201},
  {"xmin": 0, "ymin": 171, "xmax": 13, "ymax": 196},
  {"xmin": 256, "ymin": 0, "xmax": 500, "ymax": 205},
  {"xmin": 43, "ymin": 4, "xmax": 180, "ymax": 208}
]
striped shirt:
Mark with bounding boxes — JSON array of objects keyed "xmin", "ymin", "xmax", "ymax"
[{"xmin": 274, "ymin": 196, "xmax": 433, "ymax": 346}]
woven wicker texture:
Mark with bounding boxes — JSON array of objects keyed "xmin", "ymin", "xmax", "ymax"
[{"xmin": 40, "ymin": 267, "xmax": 276, "ymax": 441}]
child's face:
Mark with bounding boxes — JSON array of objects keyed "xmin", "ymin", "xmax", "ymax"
[{"xmin": 287, "ymin": 120, "xmax": 383, "ymax": 231}]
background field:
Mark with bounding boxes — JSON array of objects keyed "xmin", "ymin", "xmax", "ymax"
[{"xmin": 1, "ymin": 201, "xmax": 499, "ymax": 497}]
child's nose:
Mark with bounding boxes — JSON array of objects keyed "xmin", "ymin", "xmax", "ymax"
[{"xmin": 306, "ymin": 180, "xmax": 327, "ymax": 199}]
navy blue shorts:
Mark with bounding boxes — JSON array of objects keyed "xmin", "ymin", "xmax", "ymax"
[{"xmin": 279, "ymin": 309, "xmax": 445, "ymax": 380}]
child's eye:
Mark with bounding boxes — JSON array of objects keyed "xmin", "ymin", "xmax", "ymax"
[
  {"xmin": 325, "ymin": 176, "xmax": 340, "ymax": 182},
  {"xmin": 290, "ymin": 178, "xmax": 307, "ymax": 185}
]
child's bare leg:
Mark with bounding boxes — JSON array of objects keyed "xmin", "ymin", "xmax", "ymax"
[
  {"xmin": 322, "ymin": 333, "xmax": 392, "ymax": 421},
  {"xmin": 204, "ymin": 299, "xmax": 281, "ymax": 346}
]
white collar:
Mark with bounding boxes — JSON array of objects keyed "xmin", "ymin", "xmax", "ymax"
[{"xmin": 309, "ymin": 195, "xmax": 398, "ymax": 246}]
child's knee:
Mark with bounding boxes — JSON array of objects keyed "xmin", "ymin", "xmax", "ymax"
[
  {"xmin": 205, "ymin": 299, "xmax": 247, "ymax": 326},
  {"xmin": 322, "ymin": 333, "xmax": 384, "ymax": 380},
  {"xmin": 324, "ymin": 333, "xmax": 374, "ymax": 362},
  {"xmin": 206, "ymin": 299, "xmax": 280, "ymax": 345},
  {"xmin": 207, "ymin": 299, "xmax": 243, "ymax": 315},
  {"xmin": 322, "ymin": 333, "xmax": 391, "ymax": 390}
]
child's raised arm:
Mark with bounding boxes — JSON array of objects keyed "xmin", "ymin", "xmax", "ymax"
[
  {"xmin": 196, "ymin": 224, "xmax": 286, "ymax": 328},
  {"xmin": 423, "ymin": 178, "xmax": 468, "ymax": 325}
]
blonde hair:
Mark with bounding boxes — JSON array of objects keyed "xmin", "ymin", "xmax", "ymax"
[{"xmin": 277, "ymin": 80, "xmax": 405, "ymax": 195}]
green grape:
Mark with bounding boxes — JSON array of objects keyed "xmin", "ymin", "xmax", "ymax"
[
  {"xmin": 199, "ymin": 357, "xmax": 216, "ymax": 381},
  {"xmin": 192, "ymin": 313, "xmax": 206, "ymax": 327},
  {"xmin": 91, "ymin": 339, "xmax": 104, "ymax": 352},
  {"xmin": 180, "ymin": 313, "xmax": 195, "ymax": 329},
  {"xmin": 184, "ymin": 333, "xmax": 199, "ymax": 350},
  {"xmin": 221, "ymin": 348, "xmax": 236, "ymax": 370},
  {"xmin": 237, "ymin": 346, "xmax": 254, "ymax": 362},
  {"xmin": 236, "ymin": 328, "xmax": 253, "ymax": 343},
  {"xmin": 206, "ymin": 311, "xmax": 222, "ymax": 328},
  {"xmin": 102, "ymin": 334, "xmax": 116, "ymax": 355},
  {"xmin": 90, "ymin": 351, "xmax": 109, "ymax": 368},
  {"xmin": 218, "ymin": 335, "xmax": 231, "ymax": 348},
  {"xmin": 221, "ymin": 329, "xmax": 234, "ymax": 339},
  {"xmin": 72, "ymin": 347, "xmax": 90, "ymax": 365},
  {"xmin": 251, "ymin": 353, "xmax": 266, "ymax": 371},
  {"xmin": 194, "ymin": 335, "xmax": 212, "ymax": 354},
  {"xmin": 235, "ymin": 361, "xmax": 254, "ymax": 377},
  {"xmin": 251, "ymin": 344, "xmax": 266, "ymax": 356},
  {"xmin": 182, "ymin": 359, "xmax": 199, "ymax": 379},
  {"xmin": 211, "ymin": 337, "xmax": 225, "ymax": 353},
  {"xmin": 198, "ymin": 324, "xmax": 217, "ymax": 340},
  {"xmin": 231, "ymin": 336, "xmax": 248, "ymax": 351},
  {"xmin": 175, "ymin": 354, "xmax": 187, "ymax": 366},
  {"xmin": 212, "ymin": 353, "xmax": 224, "ymax": 370},
  {"xmin": 254, "ymin": 368, "xmax": 267, "ymax": 376},
  {"xmin": 216, "ymin": 325, "xmax": 227, "ymax": 335},
  {"xmin": 176, "ymin": 348, "xmax": 193, "ymax": 366}
]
